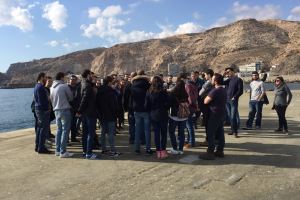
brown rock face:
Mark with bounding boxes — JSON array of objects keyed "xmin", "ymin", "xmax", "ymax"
[{"xmin": 2, "ymin": 19, "xmax": 300, "ymax": 87}]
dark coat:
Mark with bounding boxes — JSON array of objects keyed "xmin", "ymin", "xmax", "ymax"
[
  {"xmin": 145, "ymin": 90, "xmax": 169, "ymax": 121},
  {"xmin": 131, "ymin": 75, "xmax": 150, "ymax": 112},
  {"xmin": 96, "ymin": 85, "xmax": 118, "ymax": 122},
  {"xmin": 169, "ymin": 92, "xmax": 189, "ymax": 117},
  {"xmin": 78, "ymin": 79, "xmax": 97, "ymax": 117}
]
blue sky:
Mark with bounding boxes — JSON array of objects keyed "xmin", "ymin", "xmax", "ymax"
[{"xmin": 0, "ymin": 0, "xmax": 300, "ymax": 72}]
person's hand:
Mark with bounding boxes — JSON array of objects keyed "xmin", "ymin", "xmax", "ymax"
[
  {"xmin": 271, "ymin": 105, "xmax": 275, "ymax": 110},
  {"xmin": 75, "ymin": 112, "xmax": 81, "ymax": 117}
]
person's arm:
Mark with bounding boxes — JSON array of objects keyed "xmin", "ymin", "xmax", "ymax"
[
  {"xmin": 204, "ymin": 95, "xmax": 212, "ymax": 104},
  {"xmin": 286, "ymin": 85, "xmax": 293, "ymax": 105},
  {"xmin": 77, "ymin": 84, "xmax": 92, "ymax": 115},
  {"xmin": 38, "ymin": 86, "xmax": 49, "ymax": 111},
  {"xmin": 233, "ymin": 78, "xmax": 243, "ymax": 100},
  {"xmin": 65, "ymin": 85, "xmax": 73, "ymax": 102},
  {"xmin": 258, "ymin": 82, "xmax": 266, "ymax": 101}
]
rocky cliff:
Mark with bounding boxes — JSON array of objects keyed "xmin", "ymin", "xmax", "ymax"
[{"xmin": 2, "ymin": 19, "xmax": 300, "ymax": 87}]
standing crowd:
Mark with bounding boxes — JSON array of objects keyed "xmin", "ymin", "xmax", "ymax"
[{"xmin": 32, "ymin": 66, "xmax": 293, "ymax": 160}]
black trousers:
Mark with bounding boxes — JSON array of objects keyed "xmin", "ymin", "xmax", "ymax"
[{"xmin": 275, "ymin": 105, "xmax": 288, "ymax": 130}]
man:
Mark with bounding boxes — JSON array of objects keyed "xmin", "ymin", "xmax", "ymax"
[
  {"xmin": 184, "ymin": 71, "xmax": 199, "ymax": 148},
  {"xmin": 243, "ymin": 71, "xmax": 266, "ymax": 129},
  {"xmin": 77, "ymin": 69, "xmax": 98, "ymax": 159},
  {"xmin": 193, "ymin": 71, "xmax": 205, "ymax": 129},
  {"xmin": 34, "ymin": 72, "xmax": 51, "ymax": 154},
  {"xmin": 50, "ymin": 72, "xmax": 74, "ymax": 158},
  {"xmin": 199, "ymin": 69, "xmax": 214, "ymax": 145},
  {"xmin": 199, "ymin": 73, "xmax": 227, "ymax": 160},
  {"xmin": 97, "ymin": 76, "xmax": 120, "ymax": 157},
  {"xmin": 45, "ymin": 76, "xmax": 55, "ymax": 140},
  {"xmin": 68, "ymin": 75, "xmax": 81, "ymax": 142},
  {"xmin": 166, "ymin": 74, "xmax": 176, "ymax": 91},
  {"xmin": 131, "ymin": 70, "xmax": 152, "ymax": 155},
  {"xmin": 223, "ymin": 66, "xmax": 243, "ymax": 137},
  {"xmin": 123, "ymin": 72, "xmax": 137, "ymax": 144}
]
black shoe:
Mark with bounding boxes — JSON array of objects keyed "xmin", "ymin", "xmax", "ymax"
[
  {"xmin": 214, "ymin": 151, "xmax": 225, "ymax": 158},
  {"xmin": 135, "ymin": 150, "xmax": 141, "ymax": 155},
  {"xmin": 49, "ymin": 133, "xmax": 55, "ymax": 138},
  {"xmin": 234, "ymin": 132, "xmax": 239, "ymax": 138},
  {"xmin": 274, "ymin": 129, "xmax": 283, "ymax": 132},
  {"xmin": 38, "ymin": 149, "xmax": 52, "ymax": 154},
  {"xmin": 199, "ymin": 152, "xmax": 215, "ymax": 160},
  {"xmin": 228, "ymin": 132, "xmax": 233, "ymax": 135},
  {"xmin": 242, "ymin": 126, "xmax": 252, "ymax": 130},
  {"xmin": 145, "ymin": 149, "xmax": 154, "ymax": 156},
  {"xmin": 71, "ymin": 138, "xmax": 80, "ymax": 143}
]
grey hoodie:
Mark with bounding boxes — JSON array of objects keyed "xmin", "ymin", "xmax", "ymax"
[{"xmin": 50, "ymin": 80, "xmax": 73, "ymax": 111}]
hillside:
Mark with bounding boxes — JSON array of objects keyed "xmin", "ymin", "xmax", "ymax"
[{"xmin": 2, "ymin": 18, "xmax": 300, "ymax": 87}]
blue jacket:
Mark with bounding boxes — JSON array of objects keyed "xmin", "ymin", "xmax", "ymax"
[{"xmin": 34, "ymin": 83, "xmax": 49, "ymax": 111}]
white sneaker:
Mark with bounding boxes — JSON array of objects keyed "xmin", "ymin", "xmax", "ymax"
[
  {"xmin": 168, "ymin": 149, "xmax": 179, "ymax": 155},
  {"xmin": 60, "ymin": 152, "xmax": 74, "ymax": 158},
  {"xmin": 178, "ymin": 150, "xmax": 184, "ymax": 155},
  {"xmin": 55, "ymin": 152, "xmax": 60, "ymax": 156}
]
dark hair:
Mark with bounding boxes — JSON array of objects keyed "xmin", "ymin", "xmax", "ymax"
[
  {"xmin": 137, "ymin": 70, "xmax": 145, "ymax": 75},
  {"xmin": 104, "ymin": 76, "xmax": 114, "ymax": 85},
  {"xmin": 172, "ymin": 80, "xmax": 188, "ymax": 101},
  {"xmin": 178, "ymin": 73, "xmax": 187, "ymax": 80},
  {"xmin": 150, "ymin": 76, "xmax": 163, "ymax": 93},
  {"xmin": 46, "ymin": 76, "xmax": 52, "ymax": 80},
  {"xmin": 193, "ymin": 71, "xmax": 199, "ymax": 74},
  {"xmin": 81, "ymin": 69, "xmax": 91, "ymax": 78},
  {"xmin": 159, "ymin": 73, "xmax": 163, "ymax": 77},
  {"xmin": 205, "ymin": 69, "xmax": 214, "ymax": 77},
  {"xmin": 213, "ymin": 73, "xmax": 223, "ymax": 85},
  {"xmin": 252, "ymin": 71, "xmax": 259, "ymax": 75},
  {"xmin": 55, "ymin": 72, "xmax": 65, "ymax": 80},
  {"xmin": 70, "ymin": 75, "xmax": 77, "ymax": 80},
  {"xmin": 130, "ymin": 72, "xmax": 137, "ymax": 78},
  {"xmin": 225, "ymin": 67, "xmax": 234, "ymax": 72},
  {"xmin": 275, "ymin": 76, "xmax": 284, "ymax": 83},
  {"xmin": 168, "ymin": 74, "xmax": 173, "ymax": 78},
  {"xmin": 36, "ymin": 72, "xmax": 46, "ymax": 82}
]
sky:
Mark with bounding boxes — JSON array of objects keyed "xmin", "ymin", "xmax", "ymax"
[{"xmin": 0, "ymin": 0, "xmax": 300, "ymax": 73}]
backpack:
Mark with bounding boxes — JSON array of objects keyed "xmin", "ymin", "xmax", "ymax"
[{"xmin": 177, "ymin": 101, "xmax": 190, "ymax": 119}]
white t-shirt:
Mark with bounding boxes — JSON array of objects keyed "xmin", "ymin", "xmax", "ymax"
[{"xmin": 250, "ymin": 80, "xmax": 265, "ymax": 101}]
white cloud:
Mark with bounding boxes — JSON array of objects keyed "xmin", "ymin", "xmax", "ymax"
[
  {"xmin": 0, "ymin": 0, "xmax": 33, "ymax": 32},
  {"xmin": 287, "ymin": 6, "xmax": 300, "ymax": 21},
  {"xmin": 88, "ymin": 7, "xmax": 101, "ymax": 18},
  {"xmin": 42, "ymin": 1, "xmax": 68, "ymax": 32},
  {"xmin": 46, "ymin": 40, "xmax": 59, "ymax": 47},
  {"xmin": 210, "ymin": 17, "xmax": 231, "ymax": 28},
  {"xmin": 193, "ymin": 12, "xmax": 201, "ymax": 20},
  {"xmin": 46, "ymin": 40, "xmax": 80, "ymax": 51},
  {"xmin": 81, "ymin": 5, "xmax": 204, "ymax": 44},
  {"xmin": 232, "ymin": 1, "xmax": 281, "ymax": 20},
  {"xmin": 175, "ymin": 22, "xmax": 204, "ymax": 34}
]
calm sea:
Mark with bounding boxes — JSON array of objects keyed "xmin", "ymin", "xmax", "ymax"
[
  {"xmin": 0, "ymin": 82, "xmax": 299, "ymax": 133},
  {"xmin": 0, "ymin": 88, "xmax": 35, "ymax": 133}
]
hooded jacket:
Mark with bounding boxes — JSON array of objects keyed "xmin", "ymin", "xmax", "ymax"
[
  {"xmin": 96, "ymin": 85, "xmax": 118, "ymax": 121},
  {"xmin": 131, "ymin": 75, "xmax": 150, "ymax": 112},
  {"xmin": 50, "ymin": 80, "xmax": 73, "ymax": 111}
]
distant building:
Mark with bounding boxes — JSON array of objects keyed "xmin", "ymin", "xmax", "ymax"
[{"xmin": 238, "ymin": 62, "xmax": 262, "ymax": 76}]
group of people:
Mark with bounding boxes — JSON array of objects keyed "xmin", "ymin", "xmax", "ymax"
[{"xmin": 32, "ymin": 66, "xmax": 293, "ymax": 160}]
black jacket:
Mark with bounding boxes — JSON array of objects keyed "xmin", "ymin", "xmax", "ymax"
[
  {"xmin": 68, "ymin": 83, "xmax": 81, "ymax": 113},
  {"xmin": 131, "ymin": 75, "xmax": 150, "ymax": 112},
  {"xmin": 223, "ymin": 76, "xmax": 243, "ymax": 101},
  {"xmin": 169, "ymin": 93, "xmax": 189, "ymax": 117},
  {"xmin": 96, "ymin": 85, "xmax": 118, "ymax": 122},
  {"xmin": 145, "ymin": 90, "xmax": 169, "ymax": 121},
  {"xmin": 78, "ymin": 79, "xmax": 97, "ymax": 117}
]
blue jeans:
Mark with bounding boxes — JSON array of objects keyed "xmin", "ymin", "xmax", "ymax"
[
  {"xmin": 152, "ymin": 120, "xmax": 168, "ymax": 151},
  {"xmin": 82, "ymin": 116, "xmax": 96, "ymax": 156},
  {"xmin": 226, "ymin": 100, "xmax": 240, "ymax": 134},
  {"xmin": 128, "ymin": 113, "xmax": 135, "ymax": 143},
  {"xmin": 185, "ymin": 113, "xmax": 195, "ymax": 146},
  {"xmin": 207, "ymin": 114, "xmax": 225, "ymax": 152},
  {"xmin": 134, "ymin": 112, "xmax": 151, "ymax": 151},
  {"xmin": 246, "ymin": 101, "xmax": 263, "ymax": 128},
  {"xmin": 55, "ymin": 109, "xmax": 72, "ymax": 154},
  {"xmin": 35, "ymin": 109, "xmax": 50, "ymax": 152},
  {"xmin": 169, "ymin": 118, "xmax": 186, "ymax": 151},
  {"xmin": 100, "ymin": 121, "xmax": 116, "ymax": 152}
]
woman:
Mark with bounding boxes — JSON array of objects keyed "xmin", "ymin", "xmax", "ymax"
[
  {"xmin": 145, "ymin": 76, "xmax": 169, "ymax": 159},
  {"xmin": 272, "ymin": 76, "xmax": 292, "ymax": 134},
  {"xmin": 168, "ymin": 79, "xmax": 189, "ymax": 155}
]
